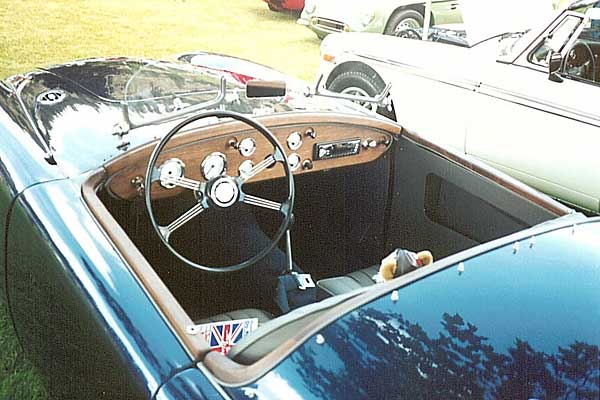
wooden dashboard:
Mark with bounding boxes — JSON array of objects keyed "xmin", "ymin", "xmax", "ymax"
[{"xmin": 104, "ymin": 113, "xmax": 398, "ymax": 200}]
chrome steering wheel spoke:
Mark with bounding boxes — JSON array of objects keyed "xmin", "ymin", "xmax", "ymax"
[
  {"xmin": 159, "ymin": 202, "xmax": 206, "ymax": 242},
  {"xmin": 161, "ymin": 175, "xmax": 205, "ymax": 192},
  {"xmin": 241, "ymin": 193, "xmax": 283, "ymax": 213},
  {"xmin": 238, "ymin": 154, "xmax": 276, "ymax": 182}
]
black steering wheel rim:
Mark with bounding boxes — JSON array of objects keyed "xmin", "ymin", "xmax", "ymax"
[
  {"xmin": 566, "ymin": 40, "xmax": 596, "ymax": 81},
  {"xmin": 144, "ymin": 110, "xmax": 295, "ymax": 273}
]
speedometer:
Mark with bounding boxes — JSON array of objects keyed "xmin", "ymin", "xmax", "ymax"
[{"xmin": 201, "ymin": 152, "xmax": 227, "ymax": 180}]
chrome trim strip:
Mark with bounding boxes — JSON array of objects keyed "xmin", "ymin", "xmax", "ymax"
[{"xmin": 478, "ymin": 83, "xmax": 600, "ymax": 127}]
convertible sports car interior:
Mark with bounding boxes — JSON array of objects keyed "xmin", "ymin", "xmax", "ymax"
[{"xmin": 83, "ymin": 108, "xmax": 566, "ymax": 375}]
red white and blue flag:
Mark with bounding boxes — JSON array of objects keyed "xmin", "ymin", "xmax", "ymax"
[{"xmin": 197, "ymin": 318, "xmax": 259, "ymax": 356}]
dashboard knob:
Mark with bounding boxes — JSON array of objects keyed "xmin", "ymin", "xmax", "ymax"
[
  {"xmin": 362, "ymin": 138, "xmax": 377, "ymax": 148},
  {"xmin": 302, "ymin": 159, "xmax": 313, "ymax": 170}
]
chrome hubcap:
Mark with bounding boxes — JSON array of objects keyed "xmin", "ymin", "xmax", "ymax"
[
  {"xmin": 341, "ymin": 86, "xmax": 377, "ymax": 112},
  {"xmin": 395, "ymin": 17, "xmax": 421, "ymax": 32}
]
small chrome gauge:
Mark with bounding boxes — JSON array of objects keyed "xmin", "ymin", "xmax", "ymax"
[
  {"xmin": 159, "ymin": 158, "xmax": 185, "ymax": 189},
  {"xmin": 238, "ymin": 137, "xmax": 256, "ymax": 157},
  {"xmin": 201, "ymin": 152, "xmax": 227, "ymax": 180},
  {"xmin": 287, "ymin": 131, "xmax": 302, "ymax": 151},
  {"xmin": 287, "ymin": 153, "xmax": 301, "ymax": 171},
  {"xmin": 238, "ymin": 160, "xmax": 254, "ymax": 176}
]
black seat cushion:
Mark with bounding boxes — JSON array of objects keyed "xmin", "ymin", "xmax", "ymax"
[{"xmin": 317, "ymin": 265, "xmax": 379, "ymax": 298}]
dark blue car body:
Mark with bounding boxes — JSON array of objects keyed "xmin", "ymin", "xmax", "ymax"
[{"xmin": 0, "ymin": 57, "xmax": 597, "ymax": 399}]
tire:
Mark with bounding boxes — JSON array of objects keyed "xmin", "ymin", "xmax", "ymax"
[
  {"xmin": 328, "ymin": 70, "xmax": 395, "ymax": 119},
  {"xmin": 384, "ymin": 9, "xmax": 424, "ymax": 35}
]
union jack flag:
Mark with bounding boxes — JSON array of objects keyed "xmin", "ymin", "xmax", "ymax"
[{"xmin": 197, "ymin": 318, "xmax": 258, "ymax": 356}]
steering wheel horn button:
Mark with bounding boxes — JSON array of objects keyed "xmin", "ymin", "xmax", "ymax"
[{"xmin": 210, "ymin": 177, "xmax": 239, "ymax": 208}]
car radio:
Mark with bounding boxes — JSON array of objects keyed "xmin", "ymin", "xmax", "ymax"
[{"xmin": 313, "ymin": 138, "xmax": 361, "ymax": 161}]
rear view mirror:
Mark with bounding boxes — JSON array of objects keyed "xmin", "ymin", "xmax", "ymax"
[
  {"xmin": 548, "ymin": 51, "xmax": 563, "ymax": 83},
  {"xmin": 246, "ymin": 80, "xmax": 286, "ymax": 98}
]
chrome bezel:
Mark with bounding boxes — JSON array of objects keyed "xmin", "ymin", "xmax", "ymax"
[
  {"xmin": 238, "ymin": 159, "xmax": 255, "ymax": 176},
  {"xmin": 287, "ymin": 153, "xmax": 301, "ymax": 171},
  {"xmin": 158, "ymin": 158, "xmax": 186, "ymax": 189},
  {"xmin": 201, "ymin": 152, "xmax": 227, "ymax": 180},
  {"xmin": 286, "ymin": 131, "xmax": 303, "ymax": 151},
  {"xmin": 239, "ymin": 137, "xmax": 256, "ymax": 157}
]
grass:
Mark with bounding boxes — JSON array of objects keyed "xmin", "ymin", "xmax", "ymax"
[
  {"xmin": 0, "ymin": 0, "xmax": 321, "ymax": 81},
  {"xmin": 0, "ymin": 304, "xmax": 47, "ymax": 399},
  {"xmin": 0, "ymin": 1, "xmax": 321, "ymax": 397}
]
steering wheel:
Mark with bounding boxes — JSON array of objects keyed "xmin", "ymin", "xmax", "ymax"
[
  {"xmin": 565, "ymin": 40, "xmax": 596, "ymax": 81},
  {"xmin": 144, "ymin": 110, "xmax": 295, "ymax": 273}
]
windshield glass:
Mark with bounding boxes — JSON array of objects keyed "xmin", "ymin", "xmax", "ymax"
[{"xmin": 124, "ymin": 61, "xmax": 244, "ymax": 127}]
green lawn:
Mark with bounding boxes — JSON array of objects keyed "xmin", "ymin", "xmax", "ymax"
[
  {"xmin": 0, "ymin": 1, "xmax": 320, "ymax": 397},
  {"xmin": 0, "ymin": 0, "xmax": 321, "ymax": 81}
]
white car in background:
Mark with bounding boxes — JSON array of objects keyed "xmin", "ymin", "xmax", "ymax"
[{"xmin": 317, "ymin": 0, "xmax": 600, "ymax": 213}]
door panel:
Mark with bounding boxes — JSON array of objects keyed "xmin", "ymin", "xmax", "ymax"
[
  {"xmin": 467, "ymin": 63, "xmax": 600, "ymax": 213},
  {"xmin": 382, "ymin": 62, "xmax": 474, "ymax": 151}
]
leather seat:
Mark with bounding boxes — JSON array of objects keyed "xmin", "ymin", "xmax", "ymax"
[{"xmin": 317, "ymin": 265, "xmax": 379, "ymax": 298}]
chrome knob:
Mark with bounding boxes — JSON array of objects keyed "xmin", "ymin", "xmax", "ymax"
[
  {"xmin": 302, "ymin": 159, "xmax": 313, "ymax": 170},
  {"xmin": 362, "ymin": 138, "xmax": 377, "ymax": 148}
]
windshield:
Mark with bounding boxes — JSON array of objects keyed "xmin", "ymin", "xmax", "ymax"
[{"xmin": 123, "ymin": 60, "xmax": 245, "ymax": 127}]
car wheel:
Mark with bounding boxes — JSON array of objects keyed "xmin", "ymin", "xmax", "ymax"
[
  {"xmin": 328, "ymin": 70, "xmax": 395, "ymax": 119},
  {"xmin": 384, "ymin": 9, "xmax": 424, "ymax": 35}
]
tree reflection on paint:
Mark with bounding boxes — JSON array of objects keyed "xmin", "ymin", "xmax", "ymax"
[{"xmin": 292, "ymin": 309, "xmax": 599, "ymax": 399}]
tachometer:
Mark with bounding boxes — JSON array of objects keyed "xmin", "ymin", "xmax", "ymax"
[{"xmin": 201, "ymin": 152, "xmax": 227, "ymax": 180}]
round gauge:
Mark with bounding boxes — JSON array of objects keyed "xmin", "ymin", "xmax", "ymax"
[
  {"xmin": 238, "ymin": 137, "xmax": 256, "ymax": 157},
  {"xmin": 201, "ymin": 152, "xmax": 227, "ymax": 180},
  {"xmin": 238, "ymin": 160, "xmax": 254, "ymax": 176},
  {"xmin": 287, "ymin": 131, "xmax": 302, "ymax": 151},
  {"xmin": 287, "ymin": 153, "xmax": 301, "ymax": 171},
  {"xmin": 159, "ymin": 158, "xmax": 185, "ymax": 189}
]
